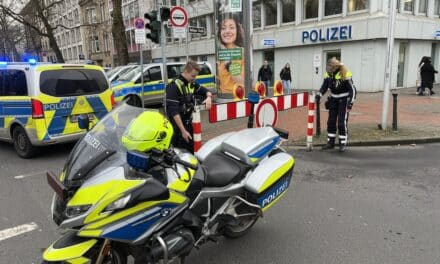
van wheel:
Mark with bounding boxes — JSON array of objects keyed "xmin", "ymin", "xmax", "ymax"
[
  {"xmin": 13, "ymin": 126, "xmax": 36, "ymax": 159},
  {"xmin": 126, "ymin": 95, "xmax": 142, "ymax": 107}
]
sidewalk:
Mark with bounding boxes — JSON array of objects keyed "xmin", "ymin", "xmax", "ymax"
[{"xmin": 199, "ymin": 86, "xmax": 440, "ymax": 147}]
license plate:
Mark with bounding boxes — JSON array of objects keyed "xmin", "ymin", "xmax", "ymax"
[{"xmin": 70, "ymin": 113, "xmax": 94, "ymax": 123}]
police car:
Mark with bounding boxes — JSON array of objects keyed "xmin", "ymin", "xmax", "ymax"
[
  {"xmin": 111, "ymin": 62, "xmax": 215, "ymax": 106},
  {"xmin": 0, "ymin": 60, "xmax": 115, "ymax": 158}
]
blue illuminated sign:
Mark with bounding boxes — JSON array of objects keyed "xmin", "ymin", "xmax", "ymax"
[{"xmin": 302, "ymin": 25, "xmax": 352, "ymax": 43}]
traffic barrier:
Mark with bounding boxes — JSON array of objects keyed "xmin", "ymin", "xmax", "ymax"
[
  {"xmin": 306, "ymin": 92, "xmax": 316, "ymax": 151},
  {"xmin": 209, "ymin": 92, "xmax": 308, "ymax": 123}
]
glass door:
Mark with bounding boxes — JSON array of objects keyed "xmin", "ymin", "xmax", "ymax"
[{"xmin": 397, "ymin": 42, "xmax": 407, "ymax": 87}]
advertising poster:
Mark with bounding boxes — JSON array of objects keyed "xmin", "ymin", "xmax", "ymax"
[{"xmin": 215, "ymin": 0, "xmax": 245, "ymax": 100}]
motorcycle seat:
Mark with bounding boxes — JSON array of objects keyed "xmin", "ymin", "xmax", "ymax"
[{"xmin": 202, "ymin": 151, "xmax": 251, "ymax": 187}]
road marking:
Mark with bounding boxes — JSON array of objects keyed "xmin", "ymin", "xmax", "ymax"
[
  {"xmin": 14, "ymin": 171, "xmax": 46, "ymax": 179},
  {"xmin": 0, "ymin": 222, "xmax": 39, "ymax": 241}
]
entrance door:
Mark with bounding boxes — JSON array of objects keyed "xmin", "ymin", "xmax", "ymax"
[
  {"xmin": 397, "ymin": 42, "xmax": 407, "ymax": 87},
  {"xmin": 263, "ymin": 49, "xmax": 274, "ymax": 86},
  {"xmin": 325, "ymin": 50, "xmax": 341, "ymax": 63}
]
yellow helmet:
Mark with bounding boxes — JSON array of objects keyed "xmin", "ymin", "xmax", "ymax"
[{"xmin": 122, "ymin": 111, "xmax": 174, "ymax": 152}]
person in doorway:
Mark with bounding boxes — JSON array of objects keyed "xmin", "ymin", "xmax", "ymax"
[
  {"xmin": 419, "ymin": 56, "xmax": 438, "ymax": 96},
  {"xmin": 217, "ymin": 13, "xmax": 245, "ymax": 94},
  {"xmin": 165, "ymin": 61, "xmax": 213, "ymax": 153},
  {"xmin": 416, "ymin": 56, "xmax": 428, "ymax": 95},
  {"xmin": 316, "ymin": 57, "xmax": 357, "ymax": 152},
  {"xmin": 280, "ymin": 63, "xmax": 292, "ymax": 94},
  {"xmin": 258, "ymin": 60, "xmax": 272, "ymax": 92}
]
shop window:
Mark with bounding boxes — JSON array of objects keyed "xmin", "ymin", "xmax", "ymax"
[
  {"xmin": 282, "ymin": 0, "xmax": 295, "ymax": 23},
  {"xmin": 418, "ymin": 0, "xmax": 427, "ymax": 13},
  {"xmin": 347, "ymin": 0, "xmax": 369, "ymax": 12},
  {"xmin": 404, "ymin": 0, "xmax": 414, "ymax": 12},
  {"xmin": 253, "ymin": 1, "xmax": 262, "ymax": 28},
  {"xmin": 325, "ymin": 0, "xmax": 342, "ymax": 16},
  {"xmin": 304, "ymin": 0, "xmax": 318, "ymax": 19},
  {"xmin": 264, "ymin": 0, "xmax": 277, "ymax": 26}
]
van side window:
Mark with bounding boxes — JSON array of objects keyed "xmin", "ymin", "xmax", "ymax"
[
  {"xmin": 167, "ymin": 65, "xmax": 183, "ymax": 79},
  {"xmin": 0, "ymin": 70, "xmax": 4, "ymax": 96},
  {"xmin": 3, "ymin": 70, "xmax": 28, "ymax": 96},
  {"xmin": 198, "ymin": 64, "xmax": 212, "ymax": 75},
  {"xmin": 148, "ymin": 66, "xmax": 162, "ymax": 81}
]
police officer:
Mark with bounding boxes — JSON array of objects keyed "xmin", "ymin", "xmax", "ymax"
[
  {"xmin": 316, "ymin": 58, "xmax": 357, "ymax": 152},
  {"xmin": 165, "ymin": 61, "xmax": 213, "ymax": 153}
]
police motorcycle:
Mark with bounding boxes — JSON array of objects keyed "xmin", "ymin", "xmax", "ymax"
[{"xmin": 42, "ymin": 99, "xmax": 295, "ymax": 263}]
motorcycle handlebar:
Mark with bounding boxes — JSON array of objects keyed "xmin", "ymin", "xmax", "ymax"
[{"xmin": 174, "ymin": 157, "xmax": 198, "ymax": 170}]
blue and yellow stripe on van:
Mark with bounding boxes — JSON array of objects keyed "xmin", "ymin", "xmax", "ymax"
[{"xmin": 111, "ymin": 74, "xmax": 215, "ymax": 103}]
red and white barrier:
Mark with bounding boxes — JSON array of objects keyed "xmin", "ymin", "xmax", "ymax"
[
  {"xmin": 306, "ymin": 92, "xmax": 316, "ymax": 151},
  {"xmin": 192, "ymin": 105, "xmax": 203, "ymax": 153},
  {"xmin": 209, "ymin": 92, "xmax": 309, "ymax": 123}
]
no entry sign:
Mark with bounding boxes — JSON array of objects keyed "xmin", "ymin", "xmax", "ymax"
[
  {"xmin": 170, "ymin": 6, "xmax": 188, "ymax": 27},
  {"xmin": 256, "ymin": 98, "xmax": 278, "ymax": 127}
]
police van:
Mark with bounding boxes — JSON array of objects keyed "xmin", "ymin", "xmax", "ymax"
[
  {"xmin": 111, "ymin": 62, "xmax": 215, "ymax": 106},
  {"xmin": 0, "ymin": 61, "xmax": 115, "ymax": 158}
]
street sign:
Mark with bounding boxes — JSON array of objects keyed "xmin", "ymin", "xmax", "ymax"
[
  {"xmin": 173, "ymin": 27, "xmax": 187, "ymax": 38},
  {"xmin": 170, "ymin": 6, "xmax": 188, "ymax": 27},
  {"xmin": 256, "ymin": 98, "xmax": 278, "ymax": 127},
  {"xmin": 263, "ymin": 39, "xmax": 276, "ymax": 47},
  {"xmin": 134, "ymin": 18, "xmax": 145, "ymax": 29},
  {"xmin": 135, "ymin": 17, "xmax": 146, "ymax": 44},
  {"xmin": 188, "ymin": 26, "xmax": 206, "ymax": 34}
]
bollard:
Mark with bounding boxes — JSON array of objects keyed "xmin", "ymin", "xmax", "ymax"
[
  {"xmin": 192, "ymin": 105, "xmax": 203, "ymax": 153},
  {"xmin": 392, "ymin": 89, "xmax": 398, "ymax": 132},
  {"xmin": 306, "ymin": 92, "xmax": 316, "ymax": 151},
  {"xmin": 315, "ymin": 95, "xmax": 321, "ymax": 136}
]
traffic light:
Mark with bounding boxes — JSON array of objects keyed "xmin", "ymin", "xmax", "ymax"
[
  {"xmin": 145, "ymin": 11, "xmax": 161, "ymax": 44},
  {"xmin": 160, "ymin": 7, "xmax": 170, "ymax": 21}
]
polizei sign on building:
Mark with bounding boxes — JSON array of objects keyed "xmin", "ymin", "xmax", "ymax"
[{"xmin": 302, "ymin": 25, "xmax": 352, "ymax": 43}]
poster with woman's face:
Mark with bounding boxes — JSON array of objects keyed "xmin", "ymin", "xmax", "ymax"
[{"xmin": 215, "ymin": 0, "xmax": 245, "ymax": 98}]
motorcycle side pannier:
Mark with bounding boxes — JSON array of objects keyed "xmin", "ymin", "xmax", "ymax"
[{"xmin": 244, "ymin": 152, "xmax": 294, "ymax": 211}]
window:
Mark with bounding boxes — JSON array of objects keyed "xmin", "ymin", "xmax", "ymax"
[
  {"xmin": 1, "ymin": 70, "xmax": 28, "ymax": 96},
  {"xmin": 304, "ymin": 0, "xmax": 319, "ymax": 19},
  {"xmin": 347, "ymin": 0, "xmax": 368, "ymax": 12},
  {"xmin": 404, "ymin": 0, "xmax": 414, "ymax": 12},
  {"xmin": 282, "ymin": 0, "xmax": 295, "ymax": 23},
  {"xmin": 419, "ymin": 0, "xmax": 427, "ymax": 13},
  {"xmin": 167, "ymin": 65, "xmax": 183, "ymax": 79},
  {"xmin": 325, "ymin": 0, "xmax": 342, "ymax": 16},
  {"xmin": 199, "ymin": 17, "xmax": 207, "ymax": 37},
  {"xmin": 436, "ymin": 0, "xmax": 440, "ymax": 15},
  {"xmin": 40, "ymin": 70, "xmax": 108, "ymax": 96},
  {"xmin": 141, "ymin": 66, "xmax": 162, "ymax": 82},
  {"xmin": 252, "ymin": 1, "xmax": 261, "ymax": 28},
  {"xmin": 264, "ymin": 0, "xmax": 277, "ymax": 26}
]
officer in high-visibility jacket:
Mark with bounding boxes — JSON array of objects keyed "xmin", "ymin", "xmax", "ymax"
[
  {"xmin": 165, "ymin": 61, "xmax": 213, "ymax": 153},
  {"xmin": 316, "ymin": 57, "xmax": 357, "ymax": 152}
]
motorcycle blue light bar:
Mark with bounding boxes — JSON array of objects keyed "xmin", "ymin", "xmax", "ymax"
[
  {"xmin": 127, "ymin": 151, "xmax": 150, "ymax": 171},
  {"xmin": 247, "ymin": 91, "xmax": 260, "ymax": 104}
]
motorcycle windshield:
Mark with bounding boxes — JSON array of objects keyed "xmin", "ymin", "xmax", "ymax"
[{"xmin": 62, "ymin": 103, "xmax": 152, "ymax": 186}]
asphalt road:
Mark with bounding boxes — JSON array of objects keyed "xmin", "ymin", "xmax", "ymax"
[{"xmin": 0, "ymin": 141, "xmax": 439, "ymax": 264}]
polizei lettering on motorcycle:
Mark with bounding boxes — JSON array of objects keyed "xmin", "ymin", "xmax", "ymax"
[{"xmin": 258, "ymin": 177, "xmax": 290, "ymax": 208}]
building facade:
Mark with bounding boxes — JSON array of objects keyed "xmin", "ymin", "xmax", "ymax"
[{"xmin": 154, "ymin": 0, "xmax": 440, "ymax": 92}]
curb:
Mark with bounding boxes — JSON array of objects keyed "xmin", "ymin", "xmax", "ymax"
[{"xmin": 287, "ymin": 137, "xmax": 440, "ymax": 148}]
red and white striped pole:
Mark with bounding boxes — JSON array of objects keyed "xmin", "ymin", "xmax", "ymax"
[
  {"xmin": 192, "ymin": 105, "xmax": 203, "ymax": 153},
  {"xmin": 306, "ymin": 92, "xmax": 316, "ymax": 151}
]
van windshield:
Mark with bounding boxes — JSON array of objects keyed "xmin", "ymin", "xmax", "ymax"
[{"xmin": 40, "ymin": 69, "xmax": 108, "ymax": 97}]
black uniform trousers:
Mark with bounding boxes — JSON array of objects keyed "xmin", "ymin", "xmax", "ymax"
[
  {"xmin": 327, "ymin": 96, "xmax": 349, "ymax": 145},
  {"xmin": 171, "ymin": 115, "xmax": 194, "ymax": 153}
]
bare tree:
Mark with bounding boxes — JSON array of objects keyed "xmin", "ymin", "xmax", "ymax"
[
  {"xmin": 0, "ymin": 8, "xmax": 22, "ymax": 61},
  {"xmin": 111, "ymin": 0, "xmax": 128, "ymax": 65}
]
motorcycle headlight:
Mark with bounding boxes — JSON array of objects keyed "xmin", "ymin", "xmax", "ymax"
[
  {"xmin": 105, "ymin": 194, "xmax": 131, "ymax": 212},
  {"xmin": 65, "ymin": 204, "xmax": 92, "ymax": 218}
]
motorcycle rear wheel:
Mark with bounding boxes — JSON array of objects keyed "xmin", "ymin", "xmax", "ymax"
[{"xmin": 223, "ymin": 200, "xmax": 259, "ymax": 238}]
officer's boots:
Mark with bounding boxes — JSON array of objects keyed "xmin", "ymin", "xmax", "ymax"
[
  {"xmin": 339, "ymin": 143, "xmax": 347, "ymax": 152},
  {"xmin": 322, "ymin": 138, "xmax": 335, "ymax": 150}
]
